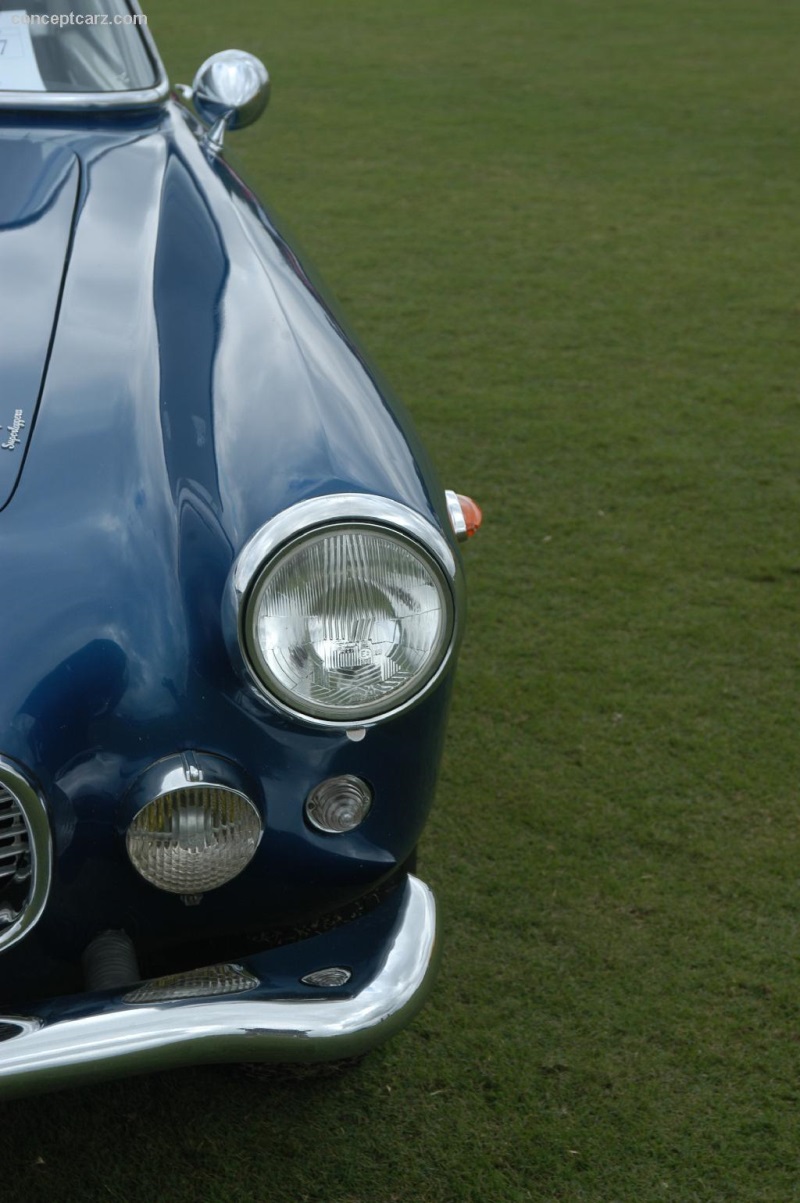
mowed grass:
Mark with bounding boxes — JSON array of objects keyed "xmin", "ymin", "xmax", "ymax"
[{"xmin": 6, "ymin": 1, "xmax": 800, "ymax": 1200}]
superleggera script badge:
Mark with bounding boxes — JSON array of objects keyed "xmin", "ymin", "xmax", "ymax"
[{"xmin": 2, "ymin": 409, "xmax": 25, "ymax": 451}]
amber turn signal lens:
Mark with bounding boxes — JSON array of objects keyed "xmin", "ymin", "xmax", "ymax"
[{"xmin": 456, "ymin": 494, "xmax": 482, "ymax": 538}]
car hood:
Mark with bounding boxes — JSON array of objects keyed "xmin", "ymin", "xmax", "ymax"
[
  {"xmin": 0, "ymin": 137, "xmax": 80, "ymax": 508},
  {"xmin": 0, "ymin": 107, "xmax": 443, "ymax": 780}
]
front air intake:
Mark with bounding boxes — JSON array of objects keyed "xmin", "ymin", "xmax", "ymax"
[
  {"xmin": 0, "ymin": 761, "xmax": 51, "ymax": 953},
  {"xmin": 0, "ymin": 786, "xmax": 30, "ymax": 892}
]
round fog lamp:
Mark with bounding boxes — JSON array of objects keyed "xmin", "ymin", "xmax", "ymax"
[
  {"xmin": 127, "ymin": 786, "xmax": 262, "ymax": 893},
  {"xmin": 305, "ymin": 775, "xmax": 372, "ymax": 834}
]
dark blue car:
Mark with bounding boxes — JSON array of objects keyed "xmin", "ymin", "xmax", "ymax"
[{"xmin": 0, "ymin": 0, "xmax": 480, "ymax": 1097}]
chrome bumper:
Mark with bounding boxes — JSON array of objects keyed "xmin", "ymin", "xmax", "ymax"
[{"xmin": 0, "ymin": 875, "xmax": 438, "ymax": 1100}]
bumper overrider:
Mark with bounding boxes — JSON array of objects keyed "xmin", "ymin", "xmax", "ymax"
[{"xmin": 0, "ymin": 875, "xmax": 438, "ymax": 1100}]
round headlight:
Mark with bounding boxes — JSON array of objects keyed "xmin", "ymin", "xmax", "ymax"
[
  {"xmin": 126, "ymin": 785, "xmax": 262, "ymax": 894},
  {"xmin": 242, "ymin": 523, "xmax": 454, "ymax": 723}
]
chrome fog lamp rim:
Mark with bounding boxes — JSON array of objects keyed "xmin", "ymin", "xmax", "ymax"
[{"xmin": 226, "ymin": 493, "xmax": 465, "ymax": 729}]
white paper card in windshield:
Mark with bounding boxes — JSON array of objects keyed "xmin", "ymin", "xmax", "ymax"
[{"xmin": 0, "ymin": 13, "xmax": 46, "ymax": 92}]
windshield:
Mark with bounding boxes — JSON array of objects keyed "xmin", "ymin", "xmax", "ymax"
[{"xmin": 0, "ymin": 1, "xmax": 157, "ymax": 93}]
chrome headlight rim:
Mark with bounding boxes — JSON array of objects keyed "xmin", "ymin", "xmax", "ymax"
[{"xmin": 227, "ymin": 494, "xmax": 465, "ymax": 729}]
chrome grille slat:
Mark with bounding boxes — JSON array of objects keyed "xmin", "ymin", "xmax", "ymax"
[
  {"xmin": 0, "ymin": 842, "xmax": 28, "ymax": 864},
  {"xmin": 0, "ymin": 817, "xmax": 28, "ymax": 838},
  {"xmin": 0, "ymin": 848, "xmax": 28, "ymax": 874},
  {"xmin": 0, "ymin": 828, "xmax": 28, "ymax": 848}
]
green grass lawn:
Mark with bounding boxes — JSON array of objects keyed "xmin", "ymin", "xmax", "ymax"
[{"xmin": 6, "ymin": 1, "xmax": 800, "ymax": 1199}]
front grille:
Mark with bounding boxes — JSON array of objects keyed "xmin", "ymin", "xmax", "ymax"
[
  {"xmin": 0, "ymin": 762, "xmax": 51, "ymax": 953},
  {"xmin": 0, "ymin": 785, "xmax": 31, "ymax": 900}
]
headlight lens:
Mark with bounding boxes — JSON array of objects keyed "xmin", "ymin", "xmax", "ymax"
[
  {"xmin": 126, "ymin": 785, "xmax": 262, "ymax": 894},
  {"xmin": 243, "ymin": 524, "xmax": 454, "ymax": 722}
]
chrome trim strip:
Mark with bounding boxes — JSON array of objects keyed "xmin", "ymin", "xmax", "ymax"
[
  {"xmin": 0, "ymin": 0, "xmax": 169, "ymax": 111},
  {"xmin": 0, "ymin": 875, "xmax": 438, "ymax": 1100},
  {"xmin": 224, "ymin": 493, "xmax": 465, "ymax": 729},
  {"xmin": 0, "ymin": 759, "xmax": 52, "ymax": 954},
  {"xmin": 444, "ymin": 489, "xmax": 468, "ymax": 542},
  {"xmin": 0, "ymin": 81, "xmax": 169, "ymax": 112}
]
